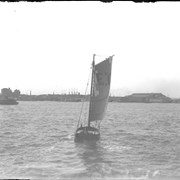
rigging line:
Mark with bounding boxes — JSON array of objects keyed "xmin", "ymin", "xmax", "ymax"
[
  {"xmin": 95, "ymin": 54, "xmax": 112, "ymax": 59},
  {"xmin": 77, "ymin": 65, "xmax": 92, "ymax": 128},
  {"xmin": 95, "ymin": 54, "xmax": 106, "ymax": 58}
]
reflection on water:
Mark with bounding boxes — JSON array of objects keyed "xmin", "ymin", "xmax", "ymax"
[{"xmin": 74, "ymin": 141, "xmax": 107, "ymax": 179}]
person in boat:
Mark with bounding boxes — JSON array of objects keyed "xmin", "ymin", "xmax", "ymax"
[
  {"xmin": 84, "ymin": 127, "xmax": 87, "ymax": 134},
  {"xmin": 78, "ymin": 123, "xmax": 83, "ymax": 130}
]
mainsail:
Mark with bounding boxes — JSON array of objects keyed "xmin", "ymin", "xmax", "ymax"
[{"xmin": 88, "ymin": 55, "xmax": 113, "ymax": 124}]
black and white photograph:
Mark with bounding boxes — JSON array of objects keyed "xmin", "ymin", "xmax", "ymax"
[{"xmin": 0, "ymin": 1, "xmax": 180, "ymax": 180}]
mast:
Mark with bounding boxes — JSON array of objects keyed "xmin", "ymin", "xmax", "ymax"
[{"xmin": 88, "ymin": 54, "xmax": 95, "ymax": 127}]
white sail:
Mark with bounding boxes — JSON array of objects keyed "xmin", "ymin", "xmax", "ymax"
[{"xmin": 88, "ymin": 55, "xmax": 113, "ymax": 123}]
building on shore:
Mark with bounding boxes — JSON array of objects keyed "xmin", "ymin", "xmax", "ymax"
[{"xmin": 120, "ymin": 93, "xmax": 172, "ymax": 103}]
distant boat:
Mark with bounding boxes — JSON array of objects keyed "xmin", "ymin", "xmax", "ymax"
[
  {"xmin": 0, "ymin": 96, "xmax": 19, "ymax": 105},
  {"xmin": 74, "ymin": 54, "xmax": 114, "ymax": 142}
]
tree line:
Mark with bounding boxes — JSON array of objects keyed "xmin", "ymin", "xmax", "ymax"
[{"xmin": 1, "ymin": 88, "xmax": 21, "ymax": 99}]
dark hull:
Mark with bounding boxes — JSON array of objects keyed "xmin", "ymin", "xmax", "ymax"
[
  {"xmin": 74, "ymin": 126, "xmax": 100, "ymax": 142},
  {"xmin": 0, "ymin": 99, "xmax": 19, "ymax": 105}
]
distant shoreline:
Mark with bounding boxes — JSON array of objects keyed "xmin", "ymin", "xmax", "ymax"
[{"xmin": 17, "ymin": 93, "xmax": 180, "ymax": 103}]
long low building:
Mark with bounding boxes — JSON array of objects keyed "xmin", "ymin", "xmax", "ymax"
[{"xmin": 120, "ymin": 93, "xmax": 172, "ymax": 103}]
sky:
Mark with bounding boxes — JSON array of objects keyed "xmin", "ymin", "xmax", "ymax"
[{"xmin": 0, "ymin": 2, "xmax": 180, "ymax": 98}]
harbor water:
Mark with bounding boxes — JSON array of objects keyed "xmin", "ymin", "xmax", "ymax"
[{"xmin": 0, "ymin": 101, "xmax": 180, "ymax": 180}]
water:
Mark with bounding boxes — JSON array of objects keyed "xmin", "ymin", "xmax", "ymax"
[{"xmin": 0, "ymin": 101, "xmax": 180, "ymax": 180}]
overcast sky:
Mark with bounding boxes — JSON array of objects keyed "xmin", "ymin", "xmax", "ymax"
[{"xmin": 0, "ymin": 2, "xmax": 180, "ymax": 98}]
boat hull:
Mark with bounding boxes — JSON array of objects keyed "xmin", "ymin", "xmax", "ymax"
[
  {"xmin": 0, "ymin": 99, "xmax": 19, "ymax": 105},
  {"xmin": 74, "ymin": 126, "xmax": 100, "ymax": 142}
]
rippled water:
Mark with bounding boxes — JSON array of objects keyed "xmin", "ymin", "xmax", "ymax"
[{"xmin": 0, "ymin": 101, "xmax": 180, "ymax": 180}]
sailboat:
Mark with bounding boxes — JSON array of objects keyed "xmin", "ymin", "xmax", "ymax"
[{"xmin": 74, "ymin": 54, "xmax": 114, "ymax": 142}]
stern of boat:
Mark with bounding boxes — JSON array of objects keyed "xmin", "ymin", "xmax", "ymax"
[{"xmin": 74, "ymin": 126, "xmax": 100, "ymax": 142}]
